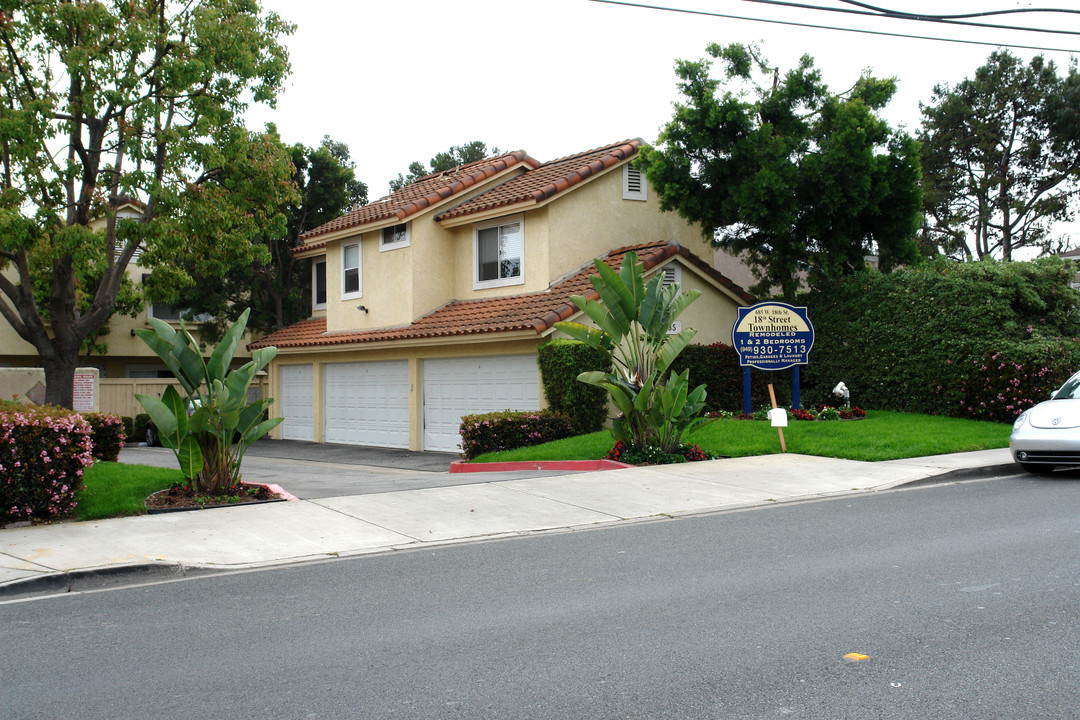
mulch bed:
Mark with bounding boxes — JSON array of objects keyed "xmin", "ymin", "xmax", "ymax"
[{"xmin": 145, "ymin": 483, "xmax": 282, "ymax": 511}]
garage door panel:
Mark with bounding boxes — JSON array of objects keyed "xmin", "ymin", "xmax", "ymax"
[
  {"xmin": 423, "ymin": 355, "xmax": 539, "ymax": 452},
  {"xmin": 280, "ymin": 364, "xmax": 313, "ymax": 441},
  {"xmin": 324, "ymin": 361, "xmax": 409, "ymax": 448}
]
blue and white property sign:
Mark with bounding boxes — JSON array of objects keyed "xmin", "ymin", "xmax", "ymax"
[{"xmin": 731, "ymin": 302, "xmax": 815, "ymax": 371}]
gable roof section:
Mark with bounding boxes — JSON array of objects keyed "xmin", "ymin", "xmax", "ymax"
[
  {"xmin": 435, "ymin": 139, "xmax": 642, "ymax": 223},
  {"xmin": 251, "ymin": 241, "xmax": 754, "ymax": 351},
  {"xmin": 298, "ymin": 150, "xmax": 539, "ymax": 246}
]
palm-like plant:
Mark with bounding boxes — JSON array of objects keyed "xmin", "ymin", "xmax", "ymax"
[
  {"xmin": 556, "ymin": 252, "xmax": 711, "ymax": 452},
  {"xmin": 135, "ymin": 308, "xmax": 282, "ymax": 494}
]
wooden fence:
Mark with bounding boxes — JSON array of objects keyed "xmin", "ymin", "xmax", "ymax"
[{"xmin": 98, "ymin": 375, "xmax": 269, "ymax": 418}]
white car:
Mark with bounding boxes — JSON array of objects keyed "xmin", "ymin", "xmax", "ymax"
[{"xmin": 1010, "ymin": 370, "xmax": 1080, "ymax": 473}]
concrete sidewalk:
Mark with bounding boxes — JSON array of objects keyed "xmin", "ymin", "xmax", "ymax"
[{"xmin": 0, "ymin": 449, "xmax": 1018, "ymax": 599}]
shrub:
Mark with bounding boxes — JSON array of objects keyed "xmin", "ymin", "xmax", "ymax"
[
  {"xmin": 459, "ymin": 410, "xmax": 575, "ymax": 460},
  {"xmin": 950, "ymin": 340, "xmax": 1080, "ymax": 422},
  {"xmin": 121, "ymin": 415, "xmax": 135, "ymax": 441},
  {"xmin": 606, "ymin": 440, "xmax": 716, "ymax": 465},
  {"xmin": 555, "ymin": 251, "xmax": 711, "ymax": 453},
  {"xmin": 135, "ymin": 308, "xmax": 281, "ymax": 494},
  {"xmin": 1, "ymin": 402, "xmax": 94, "ymax": 524},
  {"xmin": 82, "ymin": 412, "xmax": 126, "ymax": 461},
  {"xmin": 670, "ymin": 343, "xmax": 791, "ymax": 412},
  {"xmin": 800, "ymin": 257, "xmax": 1080, "ymax": 414},
  {"xmin": 538, "ymin": 339, "xmax": 610, "ymax": 434},
  {"xmin": 133, "ymin": 413, "xmax": 151, "ymax": 442}
]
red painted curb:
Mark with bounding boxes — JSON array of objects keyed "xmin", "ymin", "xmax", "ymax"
[
  {"xmin": 449, "ymin": 459, "xmax": 635, "ymax": 474},
  {"xmin": 245, "ymin": 481, "xmax": 300, "ymax": 501}
]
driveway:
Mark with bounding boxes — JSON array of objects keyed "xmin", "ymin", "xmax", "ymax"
[{"xmin": 117, "ymin": 438, "xmax": 574, "ymax": 499}]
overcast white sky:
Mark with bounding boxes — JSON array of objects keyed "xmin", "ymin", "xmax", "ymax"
[{"xmin": 247, "ymin": 0, "xmax": 1080, "ymax": 226}]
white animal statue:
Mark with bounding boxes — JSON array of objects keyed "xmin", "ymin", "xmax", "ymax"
[{"xmin": 832, "ymin": 381, "xmax": 850, "ymax": 404}]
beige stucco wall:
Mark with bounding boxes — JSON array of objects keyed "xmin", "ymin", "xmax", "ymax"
[
  {"xmin": 546, "ymin": 163, "xmax": 715, "ymax": 279},
  {"xmin": 548, "ymin": 258, "xmax": 742, "ymax": 347}
]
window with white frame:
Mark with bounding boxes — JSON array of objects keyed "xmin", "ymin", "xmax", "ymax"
[
  {"xmin": 313, "ymin": 258, "xmax": 327, "ymax": 311},
  {"xmin": 622, "ymin": 163, "xmax": 647, "ymax": 201},
  {"xmin": 474, "ymin": 216, "xmax": 523, "ymax": 288},
  {"xmin": 342, "ymin": 242, "xmax": 361, "ymax": 297},
  {"xmin": 380, "ymin": 222, "xmax": 409, "ymax": 251}
]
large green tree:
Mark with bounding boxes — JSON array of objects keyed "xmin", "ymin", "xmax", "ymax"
[
  {"xmin": 638, "ymin": 43, "xmax": 922, "ymax": 301},
  {"xmin": 0, "ymin": 0, "xmax": 296, "ymax": 407},
  {"xmin": 919, "ymin": 50, "xmax": 1080, "ymax": 261},
  {"xmin": 173, "ymin": 132, "xmax": 368, "ymax": 342},
  {"xmin": 388, "ymin": 141, "xmax": 500, "ymax": 192}
]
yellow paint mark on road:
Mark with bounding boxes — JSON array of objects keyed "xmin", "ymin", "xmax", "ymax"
[{"xmin": 844, "ymin": 653, "xmax": 870, "ymax": 662}]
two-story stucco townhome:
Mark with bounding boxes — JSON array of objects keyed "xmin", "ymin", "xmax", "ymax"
[
  {"xmin": 251, "ymin": 139, "xmax": 755, "ymax": 452},
  {"xmin": 0, "ymin": 197, "xmax": 254, "ymax": 381}
]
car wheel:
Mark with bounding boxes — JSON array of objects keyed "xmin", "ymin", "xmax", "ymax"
[
  {"xmin": 145, "ymin": 424, "xmax": 159, "ymax": 447},
  {"xmin": 1019, "ymin": 462, "xmax": 1055, "ymax": 474}
]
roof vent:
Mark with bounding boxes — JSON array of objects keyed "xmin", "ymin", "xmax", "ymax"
[{"xmin": 622, "ymin": 164, "xmax": 647, "ymax": 201}]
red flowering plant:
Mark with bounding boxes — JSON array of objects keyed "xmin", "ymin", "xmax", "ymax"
[{"xmin": 606, "ymin": 439, "xmax": 716, "ymax": 465}]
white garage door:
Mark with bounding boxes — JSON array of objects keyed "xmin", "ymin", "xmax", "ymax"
[
  {"xmin": 422, "ymin": 355, "xmax": 540, "ymax": 452},
  {"xmin": 323, "ymin": 361, "xmax": 410, "ymax": 448},
  {"xmin": 279, "ymin": 364, "xmax": 314, "ymax": 441}
]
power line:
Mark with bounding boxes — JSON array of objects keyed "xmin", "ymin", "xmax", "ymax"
[
  {"xmin": 587, "ymin": 0, "xmax": 1080, "ymax": 53},
  {"xmin": 833, "ymin": 0, "xmax": 1080, "ymax": 21},
  {"xmin": 734, "ymin": 0, "xmax": 1080, "ymax": 37}
]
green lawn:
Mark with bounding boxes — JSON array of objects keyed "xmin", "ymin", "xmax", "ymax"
[
  {"xmin": 76, "ymin": 462, "xmax": 184, "ymax": 521},
  {"xmin": 472, "ymin": 410, "xmax": 1012, "ymax": 464}
]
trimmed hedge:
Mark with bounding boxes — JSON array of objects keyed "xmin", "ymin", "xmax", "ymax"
[
  {"xmin": 538, "ymin": 339, "xmax": 610, "ymax": 433},
  {"xmin": 133, "ymin": 413, "xmax": 151, "ymax": 443},
  {"xmin": 669, "ymin": 343, "xmax": 792, "ymax": 412},
  {"xmin": 82, "ymin": 412, "xmax": 127, "ymax": 461},
  {"xmin": 799, "ymin": 257, "xmax": 1080, "ymax": 416},
  {"xmin": 459, "ymin": 410, "xmax": 575, "ymax": 460},
  {"xmin": 1, "ymin": 401, "xmax": 94, "ymax": 524}
]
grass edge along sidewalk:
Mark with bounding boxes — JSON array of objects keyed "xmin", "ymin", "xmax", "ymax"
[
  {"xmin": 63, "ymin": 410, "xmax": 1011, "ymax": 523},
  {"xmin": 472, "ymin": 411, "xmax": 1012, "ymax": 464}
]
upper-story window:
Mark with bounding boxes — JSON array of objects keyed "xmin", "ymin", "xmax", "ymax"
[
  {"xmin": 313, "ymin": 259, "xmax": 327, "ymax": 311},
  {"xmin": 380, "ymin": 222, "xmax": 409, "ymax": 251},
  {"xmin": 142, "ymin": 273, "xmax": 210, "ymax": 322},
  {"xmin": 622, "ymin": 163, "xmax": 647, "ymax": 201},
  {"xmin": 474, "ymin": 215, "xmax": 523, "ymax": 289},
  {"xmin": 342, "ymin": 242, "xmax": 362, "ymax": 298}
]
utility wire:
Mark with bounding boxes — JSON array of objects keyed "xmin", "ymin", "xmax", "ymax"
[
  {"xmin": 588, "ymin": 0, "xmax": 1080, "ymax": 53},
  {"xmin": 834, "ymin": 0, "xmax": 1080, "ymax": 21},
  {"xmin": 735, "ymin": 0, "xmax": 1080, "ymax": 37}
]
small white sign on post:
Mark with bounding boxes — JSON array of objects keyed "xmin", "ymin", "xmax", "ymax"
[{"xmin": 767, "ymin": 407, "xmax": 788, "ymax": 428}]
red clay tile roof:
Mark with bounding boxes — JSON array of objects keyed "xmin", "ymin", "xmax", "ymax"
[
  {"xmin": 435, "ymin": 139, "xmax": 642, "ymax": 222},
  {"xmin": 250, "ymin": 242, "xmax": 754, "ymax": 351},
  {"xmin": 299, "ymin": 151, "xmax": 539, "ymax": 242}
]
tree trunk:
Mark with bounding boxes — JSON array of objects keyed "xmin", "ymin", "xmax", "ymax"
[{"xmin": 40, "ymin": 351, "xmax": 78, "ymax": 409}]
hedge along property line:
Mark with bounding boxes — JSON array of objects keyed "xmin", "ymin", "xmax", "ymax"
[
  {"xmin": 459, "ymin": 410, "xmax": 576, "ymax": 461},
  {"xmin": 1, "ymin": 402, "xmax": 95, "ymax": 524},
  {"xmin": 537, "ymin": 339, "xmax": 610, "ymax": 434},
  {"xmin": 797, "ymin": 257, "xmax": 1080, "ymax": 416}
]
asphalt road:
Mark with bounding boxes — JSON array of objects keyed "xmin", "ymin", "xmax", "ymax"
[{"xmin": 3, "ymin": 473, "xmax": 1079, "ymax": 719}]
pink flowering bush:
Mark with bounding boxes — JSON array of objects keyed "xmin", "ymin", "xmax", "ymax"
[
  {"xmin": 1, "ymin": 402, "xmax": 94, "ymax": 524},
  {"xmin": 954, "ymin": 349, "xmax": 1077, "ymax": 423},
  {"xmin": 459, "ymin": 410, "xmax": 574, "ymax": 460},
  {"xmin": 81, "ymin": 412, "xmax": 126, "ymax": 462}
]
